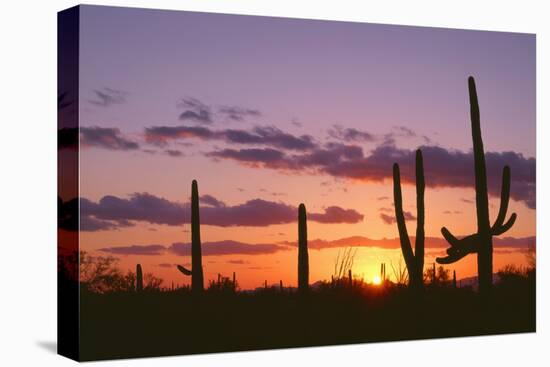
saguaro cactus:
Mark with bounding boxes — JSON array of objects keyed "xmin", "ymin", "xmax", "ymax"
[
  {"xmin": 436, "ymin": 77, "xmax": 516, "ymax": 294},
  {"xmin": 176, "ymin": 180, "xmax": 205, "ymax": 293},
  {"xmin": 453, "ymin": 270, "xmax": 457, "ymax": 288},
  {"xmin": 393, "ymin": 149, "xmax": 425, "ymax": 290},
  {"xmin": 136, "ymin": 264, "xmax": 143, "ymax": 292},
  {"xmin": 297, "ymin": 203, "xmax": 309, "ymax": 293}
]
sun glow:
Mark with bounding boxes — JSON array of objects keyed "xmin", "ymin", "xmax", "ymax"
[{"xmin": 372, "ymin": 275, "xmax": 382, "ymax": 285}]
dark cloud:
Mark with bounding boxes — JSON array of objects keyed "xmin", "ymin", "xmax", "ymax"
[
  {"xmin": 164, "ymin": 149, "xmax": 184, "ymax": 157},
  {"xmin": 170, "ymin": 240, "xmax": 290, "ymax": 256},
  {"xmin": 144, "ymin": 125, "xmax": 316, "ymax": 151},
  {"xmin": 79, "ymin": 192, "xmax": 363, "ymax": 230},
  {"xmin": 178, "ymin": 98, "xmax": 212, "ymax": 124},
  {"xmin": 205, "ymin": 142, "xmax": 535, "ymax": 208},
  {"xmin": 377, "ymin": 196, "xmax": 390, "ymax": 201},
  {"xmin": 99, "ymin": 244, "xmax": 166, "ymax": 256},
  {"xmin": 200, "ymin": 194, "xmax": 226, "ymax": 208},
  {"xmin": 80, "ymin": 126, "xmax": 139, "ymax": 150},
  {"xmin": 157, "ymin": 263, "xmax": 174, "ymax": 268},
  {"xmin": 309, "ymin": 206, "xmax": 364, "ymax": 224},
  {"xmin": 218, "ymin": 106, "xmax": 261, "ymax": 121},
  {"xmin": 206, "ymin": 148, "xmax": 289, "ymax": 168},
  {"xmin": 89, "ymin": 87, "xmax": 127, "ymax": 107},
  {"xmin": 327, "ymin": 125, "xmax": 375, "ymax": 143},
  {"xmin": 379, "ymin": 211, "xmax": 416, "ymax": 225}
]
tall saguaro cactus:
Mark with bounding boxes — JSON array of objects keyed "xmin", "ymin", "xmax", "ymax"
[
  {"xmin": 393, "ymin": 149, "xmax": 425, "ymax": 290},
  {"xmin": 176, "ymin": 180, "xmax": 205, "ymax": 293},
  {"xmin": 136, "ymin": 264, "xmax": 143, "ymax": 292},
  {"xmin": 297, "ymin": 203, "xmax": 309, "ymax": 293},
  {"xmin": 436, "ymin": 77, "xmax": 516, "ymax": 294}
]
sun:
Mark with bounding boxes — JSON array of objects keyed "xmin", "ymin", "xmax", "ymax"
[{"xmin": 372, "ymin": 275, "xmax": 382, "ymax": 285}]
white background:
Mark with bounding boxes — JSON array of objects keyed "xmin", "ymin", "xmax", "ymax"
[{"xmin": 0, "ymin": 0, "xmax": 547, "ymax": 365}]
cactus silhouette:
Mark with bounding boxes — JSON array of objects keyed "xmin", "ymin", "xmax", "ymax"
[
  {"xmin": 436, "ymin": 77, "xmax": 516, "ymax": 294},
  {"xmin": 393, "ymin": 149, "xmax": 425, "ymax": 290},
  {"xmin": 136, "ymin": 264, "xmax": 143, "ymax": 292},
  {"xmin": 297, "ymin": 203, "xmax": 309, "ymax": 293},
  {"xmin": 176, "ymin": 180, "xmax": 205, "ymax": 293}
]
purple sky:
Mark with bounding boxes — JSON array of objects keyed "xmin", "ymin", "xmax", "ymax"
[{"xmin": 79, "ymin": 5, "xmax": 535, "ymax": 156}]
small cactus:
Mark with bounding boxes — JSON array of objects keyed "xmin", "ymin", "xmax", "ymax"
[
  {"xmin": 136, "ymin": 264, "xmax": 143, "ymax": 292},
  {"xmin": 297, "ymin": 203, "xmax": 309, "ymax": 293}
]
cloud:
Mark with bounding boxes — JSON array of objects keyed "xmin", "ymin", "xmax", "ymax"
[
  {"xmin": 205, "ymin": 142, "xmax": 535, "ymax": 208},
  {"xmin": 157, "ymin": 263, "xmax": 174, "ymax": 268},
  {"xmin": 144, "ymin": 125, "xmax": 316, "ymax": 151},
  {"xmin": 79, "ymin": 192, "xmax": 363, "ymax": 230},
  {"xmin": 379, "ymin": 211, "xmax": 416, "ymax": 225},
  {"xmin": 95, "ymin": 235, "xmax": 535, "ymax": 258},
  {"xmin": 164, "ymin": 149, "xmax": 184, "ymax": 157},
  {"xmin": 89, "ymin": 87, "xmax": 127, "ymax": 107},
  {"xmin": 170, "ymin": 241, "xmax": 290, "ymax": 256},
  {"xmin": 309, "ymin": 206, "xmax": 364, "ymax": 224},
  {"xmin": 207, "ymin": 148, "xmax": 289, "ymax": 168},
  {"xmin": 226, "ymin": 259, "xmax": 250, "ymax": 265},
  {"xmin": 200, "ymin": 194, "xmax": 226, "ymax": 208},
  {"xmin": 99, "ymin": 244, "xmax": 166, "ymax": 255},
  {"xmin": 80, "ymin": 126, "xmax": 139, "ymax": 150},
  {"xmin": 291, "ymin": 118, "xmax": 302, "ymax": 127},
  {"xmin": 218, "ymin": 106, "xmax": 261, "ymax": 121},
  {"xmin": 178, "ymin": 97, "xmax": 212, "ymax": 124},
  {"xmin": 282, "ymin": 235, "xmax": 535, "ymax": 251},
  {"xmin": 327, "ymin": 125, "xmax": 375, "ymax": 143}
]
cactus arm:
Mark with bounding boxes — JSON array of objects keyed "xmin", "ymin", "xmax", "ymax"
[
  {"xmin": 177, "ymin": 265, "xmax": 192, "ymax": 276},
  {"xmin": 393, "ymin": 163, "xmax": 415, "ymax": 271},
  {"xmin": 437, "ymin": 230, "xmax": 479, "ymax": 264},
  {"xmin": 491, "ymin": 166, "xmax": 511, "ymax": 229},
  {"xmin": 440, "ymin": 227, "xmax": 461, "ymax": 247},
  {"xmin": 491, "ymin": 166, "xmax": 517, "ymax": 235},
  {"xmin": 414, "ymin": 150, "xmax": 425, "ymax": 277},
  {"xmin": 492, "ymin": 213, "xmax": 517, "ymax": 235}
]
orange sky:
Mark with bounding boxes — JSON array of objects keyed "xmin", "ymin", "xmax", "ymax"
[{"xmin": 63, "ymin": 7, "xmax": 535, "ymax": 290}]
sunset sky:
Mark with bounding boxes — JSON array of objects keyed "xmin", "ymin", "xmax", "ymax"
[{"xmin": 64, "ymin": 5, "xmax": 535, "ymax": 289}]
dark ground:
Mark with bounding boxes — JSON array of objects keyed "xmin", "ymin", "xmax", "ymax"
[{"xmin": 79, "ymin": 278, "xmax": 535, "ymax": 361}]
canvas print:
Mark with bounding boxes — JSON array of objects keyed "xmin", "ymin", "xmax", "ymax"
[{"xmin": 58, "ymin": 5, "xmax": 536, "ymax": 361}]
